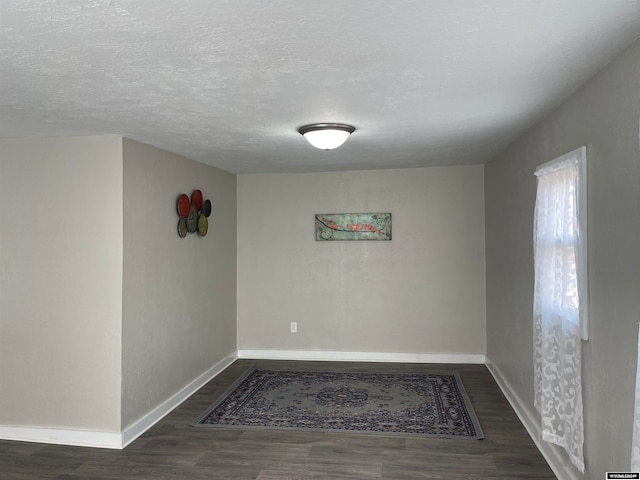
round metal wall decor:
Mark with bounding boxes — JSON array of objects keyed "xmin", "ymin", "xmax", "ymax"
[
  {"xmin": 202, "ymin": 199, "xmax": 212, "ymax": 217},
  {"xmin": 177, "ymin": 194, "xmax": 190, "ymax": 218},
  {"xmin": 191, "ymin": 189, "xmax": 203, "ymax": 211},
  {"xmin": 198, "ymin": 214, "xmax": 208, "ymax": 236},
  {"xmin": 177, "ymin": 218, "xmax": 188, "ymax": 238},
  {"xmin": 186, "ymin": 205, "xmax": 198, "ymax": 233},
  {"xmin": 176, "ymin": 190, "xmax": 213, "ymax": 238}
]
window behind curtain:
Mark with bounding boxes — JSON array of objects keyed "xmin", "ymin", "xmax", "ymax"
[{"xmin": 533, "ymin": 146, "xmax": 588, "ymax": 473}]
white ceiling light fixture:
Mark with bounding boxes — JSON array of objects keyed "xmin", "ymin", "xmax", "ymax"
[{"xmin": 298, "ymin": 123, "xmax": 356, "ymax": 150}]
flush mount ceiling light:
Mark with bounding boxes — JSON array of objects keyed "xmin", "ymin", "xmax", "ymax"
[{"xmin": 298, "ymin": 123, "xmax": 356, "ymax": 150}]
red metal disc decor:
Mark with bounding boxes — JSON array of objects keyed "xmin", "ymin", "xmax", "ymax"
[
  {"xmin": 177, "ymin": 194, "xmax": 190, "ymax": 218},
  {"xmin": 191, "ymin": 189, "xmax": 203, "ymax": 211},
  {"xmin": 176, "ymin": 190, "xmax": 212, "ymax": 238}
]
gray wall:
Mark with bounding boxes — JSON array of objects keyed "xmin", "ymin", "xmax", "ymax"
[
  {"xmin": 121, "ymin": 139, "xmax": 237, "ymax": 429},
  {"xmin": 0, "ymin": 136, "xmax": 123, "ymax": 432},
  {"xmin": 485, "ymin": 39, "xmax": 640, "ymax": 479},
  {"xmin": 0, "ymin": 135, "xmax": 238, "ymax": 440},
  {"xmin": 237, "ymin": 167, "xmax": 486, "ymax": 356}
]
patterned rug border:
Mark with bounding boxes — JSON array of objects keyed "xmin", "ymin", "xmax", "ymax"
[{"xmin": 191, "ymin": 366, "xmax": 484, "ymax": 440}]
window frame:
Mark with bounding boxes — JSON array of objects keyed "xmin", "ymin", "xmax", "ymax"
[{"xmin": 534, "ymin": 146, "xmax": 589, "ymax": 340}]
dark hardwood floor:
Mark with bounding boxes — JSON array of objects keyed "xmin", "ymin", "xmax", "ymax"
[{"xmin": 0, "ymin": 360, "xmax": 557, "ymax": 479}]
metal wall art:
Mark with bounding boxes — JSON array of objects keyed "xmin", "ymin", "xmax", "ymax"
[
  {"xmin": 315, "ymin": 213, "xmax": 392, "ymax": 241},
  {"xmin": 177, "ymin": 190, "xmax": 212, "ymax": 238}
]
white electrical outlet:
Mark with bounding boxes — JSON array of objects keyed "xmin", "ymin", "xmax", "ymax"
[{"xmin": 290, "ymin": 322, "xmax": 298, "ymax": 333}]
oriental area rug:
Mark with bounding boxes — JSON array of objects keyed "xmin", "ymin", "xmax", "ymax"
[{"xmin": 192, "ymin": 367, "xmax": 484, "ymax": 439}]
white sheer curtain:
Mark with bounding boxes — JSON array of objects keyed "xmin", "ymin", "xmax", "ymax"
[
  {"xmin": 632, "ymin": 325, "xmax": 640, "ymax": 472},
  {"xmin": 631, "ymin": 122, "xmax": 640, "ymax": 473},
  {"xmin": 533, "ymin": 147, "xmax": 588, "ymax": 473}
]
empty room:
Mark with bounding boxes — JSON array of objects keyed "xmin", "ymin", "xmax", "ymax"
[{"xmin": 1, "ymin": 2, "xmax": 640, "ymax": 480}]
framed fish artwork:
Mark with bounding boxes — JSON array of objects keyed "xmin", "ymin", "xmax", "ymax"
[{"xmin": 315, "ymin": 213, "xmax": 392, "ymax": 241}]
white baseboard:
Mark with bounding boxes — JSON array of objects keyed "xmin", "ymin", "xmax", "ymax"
[
  {"xmin": 485, "ymin": 356, "xmax": 577, "ymax": 480},
  {"xmin": 121, "ymin": 351, "xmax": 238, "ymax": 447},
  {"xmin": 0, "ymin": 426, "xmax": 123, "ymax": 449},
  {"xmin": 237, "ymin": 349, "xmax": 486, "ymax": 364},
  {"xmin": 0, "ymin": 352, "xmax": 238, "ymax": 450}
]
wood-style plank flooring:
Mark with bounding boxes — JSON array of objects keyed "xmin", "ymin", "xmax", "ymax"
[{"xmin": 0, "ymin": 360, "xmax": 557, "ymax": 479}]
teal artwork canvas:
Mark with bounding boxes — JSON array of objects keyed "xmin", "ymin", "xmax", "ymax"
[{"xmin": 315, "ymin": 213, "xmax": 392, "ymax": 241}]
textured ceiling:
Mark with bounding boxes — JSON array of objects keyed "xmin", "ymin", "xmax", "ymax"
[{"xmin": 1, "ymin": 1, "xmax": 639, "ymax": 174}]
